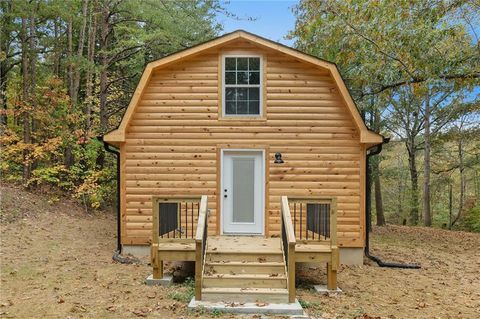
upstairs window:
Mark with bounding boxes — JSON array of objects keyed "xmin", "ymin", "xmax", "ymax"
[{"xmin": 223, "ymin": 56, "xmax": 262, "ymax": 116}]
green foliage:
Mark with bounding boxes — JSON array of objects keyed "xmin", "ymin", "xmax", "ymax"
[
  {"xmin": 290, "ymin": 0, "xmax": 480, "ymax": 228},
  {"xmin": 210, "ymin": 309, "xmax": 223, "ymax": 317},
  {"xmin": 1, "ymin": 0, "xmax": 224, "ymax": 210},
  {"xmin": 298, "ymin": 298, "xmax": 322, "ymax": 309},
  {"xmin": 462, "ymin": 206, "xmax": 480, "ymax": 233},
  {"xmin": 167, "ymin": 277, "xmax": 195, "ymax": 303},
  {"xmin": 290, "ymin": 0, "xmax": 479, "ymax": 101}
]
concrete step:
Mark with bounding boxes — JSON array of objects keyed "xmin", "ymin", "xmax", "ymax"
[{"xmin": 201, "ymin": 287, "xmax": 289, "ymax": 303}]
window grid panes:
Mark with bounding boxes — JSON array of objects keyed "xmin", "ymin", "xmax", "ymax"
[{"xmin": 224, "ymin": 57, "xmax": 261, "ymax": 116}]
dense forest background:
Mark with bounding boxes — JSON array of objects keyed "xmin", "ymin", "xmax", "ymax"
[{"xmin": 1, "ymin": 0, "xmax": 479, "ymax": 231}]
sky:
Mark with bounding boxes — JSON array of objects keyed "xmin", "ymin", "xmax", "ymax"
[{"xmin": 217, "ymin": 0, "xmax": 299, "ymax": 46}]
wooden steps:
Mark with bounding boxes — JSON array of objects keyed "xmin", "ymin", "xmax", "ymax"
[
  {"xmin": 201, "ymin": 236, "xmax": 289, "ymax": 303},
  {"xmin": 203, "ymin": 273, "xmax": 287, "ymax": 288},
  {"xmin": 205, "ymin": 261, "xmax": 285, "ymax": 274}
]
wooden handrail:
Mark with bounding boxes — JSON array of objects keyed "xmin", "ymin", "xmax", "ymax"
[
  {"xmin": 281, "ymin": 196, "xmax": 296, "ymax": 245},
  {"xmin": 194, "ymin": 195, "xmax": 208, "ymax": 301},
  {"xmin": 280, "ymin": 196, "xmax": 296, "ymax": 303},
  {"xmin": 195, "ymin": 195, "xmax": 208, "ymax": 241}
]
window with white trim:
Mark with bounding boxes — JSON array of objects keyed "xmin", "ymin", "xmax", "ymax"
[{"xmin": 223, "ymin": 56, "xmax": 262, "ymax": 116}]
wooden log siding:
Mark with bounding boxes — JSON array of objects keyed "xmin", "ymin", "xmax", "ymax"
[{"xmin": 122, "ymin": 42, "xmax": 364, "ymax": 247}]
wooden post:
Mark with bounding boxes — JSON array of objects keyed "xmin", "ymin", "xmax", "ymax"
[
  {"xmin": 281, "ymin": 196, "xmax": 297, "ymax": 303},
  {"xmin": 327, "ymin": 198, "xmax": 338, "ymax": 290},
  {"xmin": 327, "ymin": 262, "xmax": 337, "ymax": 290},
  {"xmin": 330, "ymin": 198, "xmax": 337, "ymax": 247},
  {"xmin": 195, "ymin": 241, "xmax": 202, "ymax": 300},
  {"xmin": 151, "ymin": 243, "xmax": 163, "ymax": 279},
  {"xmin": 194, "ymin": 195, "xmax": 208, "ymax": 301},
  {"xmin": 288, "ymin": 243, "xmax": 296, "ymax": 303},
  {"xmin": 152, "ymin": 198, "xmax": 162, "ymax": 279}
]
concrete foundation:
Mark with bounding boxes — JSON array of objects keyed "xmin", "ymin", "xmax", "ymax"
[
  {"xmin": 188, "ymin": 298, "xmax": 307, "ymax": 317},
  {"xmin": 145, "ymin": 274, "xmax": 173, "ymax": 287},
  {"xmin": 123, "ymin": 245, "xmax": 150, "ymax": 257},
  {"xmin": 339, "ymin": 247, "xmax": 363, "ymax": 265},
  {"xmin": 313, "ymin": 285, "xmax": 343, "ymax": 294}
]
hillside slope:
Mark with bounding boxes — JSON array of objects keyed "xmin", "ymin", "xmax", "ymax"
[{"xmin": 1, "ymin": 184, "xmax": 479, "ymax": 318}]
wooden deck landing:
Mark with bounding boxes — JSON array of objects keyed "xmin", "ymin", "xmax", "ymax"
[
  {"xmin": 207, "ymin": 236, "xmax": 282, "ymax": 253},
  {"xmin": 152, "ymin": 235, "xmax": 338, "ymax": 303},
  {"xmin": 151, "ymin": 195, "xmax": 339, "ymax": 303}
]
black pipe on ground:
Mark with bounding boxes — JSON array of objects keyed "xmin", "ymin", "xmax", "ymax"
[{"xmin": 365, "ymin": 137, "xmax": 421, "ymax": 269}]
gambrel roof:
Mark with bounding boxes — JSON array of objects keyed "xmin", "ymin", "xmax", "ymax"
[{"xmin": 104, "ymin": 30, "xmax": 383, "ymax": 146}]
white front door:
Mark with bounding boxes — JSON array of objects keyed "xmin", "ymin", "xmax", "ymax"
[{"xmin": 222, "ymin": 150, "xmax": 264, "ymax": 235}]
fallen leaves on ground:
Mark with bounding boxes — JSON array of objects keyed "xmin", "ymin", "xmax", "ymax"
[{"xmin": 1, "ymin": 184, "xmax": 479, "ymax": 318}]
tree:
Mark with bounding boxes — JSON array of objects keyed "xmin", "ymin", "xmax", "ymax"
[
  {"xmin": 0, "ymin": 0, "xmax": 225, "ymax": 209},
  {"xmin": 290, "ymin": 0, "xmax": 479, "ymax": 225},
  {"xmin": 0, "ymin": 1, "xmax": 21, "ymax": 127},
  {"xmin": 433, "ymin": 100, "xmax": 480, "ymax": 227}
]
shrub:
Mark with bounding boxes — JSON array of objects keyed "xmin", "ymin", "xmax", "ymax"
[{"xmin": 463, "ymin": 206, "xmax": 480, "ymax": 233}]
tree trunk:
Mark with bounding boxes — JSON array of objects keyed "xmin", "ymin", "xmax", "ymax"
[
  {"xmin": 407, "ymin": 140, "xmax": 419, "ymax": 225},
  {"xmin": 448, "ymin": 183, "xmax": 453, "ymax": 229},
  {"xmin": 0, "ymin": 59, "xmax": 7, "ymax": 127},
  {"xmin": 64, "ymin": 1, "xmax": 88, "ymax": 168},
  {"xmin": 71, "ymin": 0, "xmax": 89, "ymax": 106},
  {"xmin": 452, "ymin": 139, "xmax": 466, "ymax": 226},
  {"xmin": 397, "ymin": 159, "xmax": 405, "ymax": 225},
  {"xmin": 1, "ymin": 1, "xmax": 14, "ymax": 127},
  {"xmin": 67, "ymin": 18, "xmax": 73, "ymax": 99},
  {"xmin": 423, "ymin": 90, "xmax": 432, "ymax": 226},
  {"xmin": 53, "ymin": 18, "xmax": 60, "ymax": 77},
  {"xmin": 85, "ymin": 1, "xmax": 97, "ymax": 133},
  {"xmin": 374, "ymin": 159, "xmax": 386, "ymax": 226},
  {"xmin": 372, "ymin": 108, "xmax": 385, "ymax": 226},
  {"xmin": 64, "ymin": 30, "xmax": 74, "ymax": 167},
  {"xmin": 28, "ymin": 13, "xmax": 38, "ymax": 171},
  {"xmin": 99, "ymin": 4, "xmax": 109, "ymax": 135},
  {"xmin": 21, "ymin": 17, "xmax": 31, "ymax": 185},
  {"xmin": 96, "ymin": 2, "xmax": 110, "ymax": 168}
]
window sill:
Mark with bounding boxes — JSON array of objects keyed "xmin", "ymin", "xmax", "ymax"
[{"xmin": 218, "ymin": 116, "xmax": 267, "ymax": 122}]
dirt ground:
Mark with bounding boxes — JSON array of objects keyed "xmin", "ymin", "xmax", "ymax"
[{"xmin": 1, "ymin": 184, "xmax": 479, "ymax": 319}]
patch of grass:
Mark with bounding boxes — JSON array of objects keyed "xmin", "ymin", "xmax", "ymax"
[
  {"xmin": 188, "ymin": 306, "xmax": 223, "ymax": 318},
  {"xmin": 352, "ymin": 307, "xmax": 365, "ymax": 318},
  {"xmin": 167, "ymin": 277, "xmax": 195, "ymax": 303},
  {"xmin": 189, "ymin": 306, "xmax": 207, "ymax": 316},
  {"xmin": 210, "ymin": 308, "xmax": 223, "ymax": 317},
  {"xmin": 298, "ymin": 298, "xmax": 321, "ymax": 309}
]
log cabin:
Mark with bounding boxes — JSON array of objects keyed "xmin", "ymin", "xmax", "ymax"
[{"xmin": 103, "ymin": 30, "xmax": 384, "ymax": 303}]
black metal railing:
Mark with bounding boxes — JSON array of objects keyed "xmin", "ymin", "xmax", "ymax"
[
  {"xmin": 156, "ymin": 199, "xmax": 200, "ymax": 239},
  {"xmin": 290, "ymin": 200, "xmax": 332, "ymax": 241}
]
